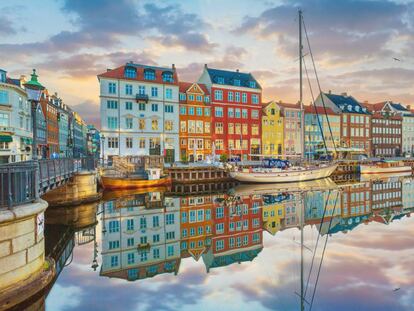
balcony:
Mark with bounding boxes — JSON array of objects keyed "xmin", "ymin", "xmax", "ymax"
[
  {"xmin": 0, "ymin": 126, "xmax": 14, "ymax": 134},
  {"xmin": 136, "ymin": 93, "xmax": 149, "ymax": 103}
]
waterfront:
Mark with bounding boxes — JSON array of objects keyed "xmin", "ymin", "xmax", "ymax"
[{"xmin": 37, "ymin": 177, "xmax": 414, "ymax": 311}]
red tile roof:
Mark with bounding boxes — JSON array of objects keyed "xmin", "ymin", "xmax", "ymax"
[
  {"xmin": 303, "ymin": 105, "xmax": 338, "ymax": 115},
  {"xmin": 178, "ymin": 82, "xmax": 209, "ymax": 95},
  {"xmin": 276, "ymin": 101, "xmax": 300, "ymax": 110},
  {"xmin": 98, "ymin": 63, "xmax": 178, "ymax": 85}
]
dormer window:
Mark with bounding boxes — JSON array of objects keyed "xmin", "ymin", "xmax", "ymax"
[
  {"xmin": 162, "ymin": 71, "xmax": 173, "ymax": 83},
  {"xmin": 124, "ymin": 67, "xmax": 136, "ymax": 79},
  {"xmin": 355, "ymin": 106, "xmax": 360, "ymax": 112},
  {"xmin": 249, "ymin": 81, "xmax": 256, "ymax": 88},
  {"xmin": 340, "ymin": 105, "xmax": 345, "ymax": 110},
  {"xmin": 234, "ymin": 79, "xmax": 241, "ymax": 86},
  {"xmin": 217, "ymin": 77, "xmax": 224, "ymax": 84},
  {"xmin": 347, "ymin": 105, "xmax": 352, "ymax": 111},
  {"xmin": 144, "ymin": 69, "xmax": 155, "ymax": 80}
]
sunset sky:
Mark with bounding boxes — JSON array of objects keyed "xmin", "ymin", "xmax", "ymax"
[{"xmin": 2, "ymin": 0, "xmax": 414, "ymax": 127}]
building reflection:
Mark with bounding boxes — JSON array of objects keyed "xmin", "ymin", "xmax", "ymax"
[{"xmin": 95, "ymin": 176, "xmax": 414, "ymax": 281}]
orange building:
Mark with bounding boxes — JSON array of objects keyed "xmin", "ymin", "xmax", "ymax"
[
  {"xmin": 180, "ymin": 195, "xmax": 214, "ymax": 261},
  {"xmin": 178, "ymin": 82, "xmax": 211, "ymax": 162},
  {"xmin": 40, "ymin": 89, "xmax": 59, "ymax": 157}
]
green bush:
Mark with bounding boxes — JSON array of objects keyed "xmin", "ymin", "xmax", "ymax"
[{"xmin": 220, "ymin": 153, "xmax": 228, "ymax": 162}]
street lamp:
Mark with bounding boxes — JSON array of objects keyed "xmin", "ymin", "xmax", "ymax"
[{"xmin": 24, "ymin": 69, "xmax": 45, "ymax": 161}]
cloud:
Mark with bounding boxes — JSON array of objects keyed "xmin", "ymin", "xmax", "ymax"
[{"xmin": 235, "ymin": 0, "xmax": 413, "ymax": 64}]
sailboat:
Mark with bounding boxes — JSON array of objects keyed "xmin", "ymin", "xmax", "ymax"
[{"xmin": 230, "ymin": 11, "xmax": 338, "ymax": 184}]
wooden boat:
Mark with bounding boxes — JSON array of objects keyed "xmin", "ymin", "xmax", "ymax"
[
  {"xmin": 229, "ymin": 162, "xmax": 338, "ymax": 184},
  {"xmin": 101, "ymin": 168, "xmax": 172, "ymax": 190},
  {"xmin": 360, "ymin": 161, "xmax": 412, "ymax": 175}
]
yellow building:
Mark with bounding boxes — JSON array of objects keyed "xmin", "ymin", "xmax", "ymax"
[
  {"xmin": 262, "ymin": 101, "xmax": 284, "ymax": 156},
  {"xmin": 262, "ymin": 197, "xmax": 286, "ymax": 235}
]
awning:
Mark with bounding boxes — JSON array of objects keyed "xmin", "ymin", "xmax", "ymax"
[{"xmin": 0, "ymin": 135, "xmax": 12, "ymax": 143}]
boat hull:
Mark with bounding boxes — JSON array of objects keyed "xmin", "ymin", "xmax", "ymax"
[
  {"xmin": 101, "ymin": 176, "xmax": 172, "ymax": 190},
  {"xmin": 360, "ymin": 165, "xmax": 412, "ymax": 175},
  {"xmin": 229, "ymin": 163, "xmax": 338, "ymax": 183}
]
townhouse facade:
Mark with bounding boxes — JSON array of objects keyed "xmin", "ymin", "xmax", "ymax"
[
  {"xmin": 0, "ymin": 69, "xmax": 33, "ymax": 163},
  {"xmin": 178, "ymin": 82, "xmax": 212, "ymax": 162},
  {"xmin": 277, "ymin": 102, "xmax": 302, "ymax": 157},
  {"xmin": 198, "ymin": 65, "xmax": 262, "ymax": 160},
  {"xmin": 369, "ymin": 112, "xmax": 402, "ymax": 157},
  {"xmin": 315, "ymin": 92, "xmax": 371, "ymax": 156},
  {"xmin": 304, "ymin": 105, "xmax": 341, "ymax": 159},
  {"xmin": 98, "ymin": 63, "xmax": 180, "ymax": 163},
  {"xmin": 261, "ymin": 101, "xmax": 284, "ymax": 157}
]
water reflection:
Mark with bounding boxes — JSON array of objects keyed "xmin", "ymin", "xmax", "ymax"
[{"xmin": 44, "ymin": 176, "xmax": 414, "ymax": 311}]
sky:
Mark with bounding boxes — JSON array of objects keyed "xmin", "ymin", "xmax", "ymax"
[{"xmin": 2, "ymin": 0, "xmax": 414, "ymax": 127}]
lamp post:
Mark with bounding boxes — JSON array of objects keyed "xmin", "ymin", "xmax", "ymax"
[{"xmin": 24, "ymin": 69, "xmax": 45, "ymax": 161}]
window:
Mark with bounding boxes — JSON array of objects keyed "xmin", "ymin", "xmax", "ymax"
[
  {"xmin": 153, "ymin": 234, "xmax": 160, "ymax": 243},
  {"xmin": 204, "ymin": 96, "xmax": 210, "ymax": 103},
  {"xmin": 196, "ymin": 107, "xmax": 203, "ymax": 116},
  {"xmin": 249, "ymin": 81, "xmax": 256, "ymax": 88},
  {"xmin": 205, "ymin": 122, "xmax": 210, "ymax": 133},
  {"xmin": 166, "ymin": 231, "xmax": 175, "ymax": 240},
  {"xmin": 189, "ymin": 107, "xmax": 195, "ymax": 115},
  {"xmin": 197, "ymin": 210, "xmax": 204, "ymax": 221},
  {"xmin": 214, "ymin": 90, "xmax": 223, "ymax": 100},
  {"xmin": 153, "ymin": 248, "xmax": 160, "ymax": 259},
  {"xmin": 166, "ymin": 88, "xmax": 173, "ymax": 99},
  {"xmin": 235, "ymin": 109, "xmax": 241, "ymax": 118},
  {"xmin": 110, "ymin": 255, "xmax": 118, "ymax": 267},
  {"xmin": 139, "ymin": 119, "xmax": 145, "ymax": 130},
  {"xmin": 196, "ymin": 121, "xmax": 203, "ymax": 133},
  {"xmin": 127, "ymin": 219, "xmax": 134, "ymax": 231},
  {"xmin": 108, "ymin": 82, "xmax": 116, "ymax": 94},
  {"xmin": 228, "ymin": 91, "xmax": 233, "ymax": 102},
  {"xmin": 188, "ymin": 94, "xmax": 195, "ymax": 101},
  {"xmin": 107, "ymin": 100, "xmax": 118, "ymax": 109},
  {"xmin": 162, "ymin": 72, "xmax": 173, "ymax": 82},
  {"xmin": 127, "ymin": 238, "xmax": 134, "ymax": 247},
  {"xmin": 216, "ymin": 207, "xmax": 224, "ymax": 218},
  {"xmin": 166, "ymin": 214, "xmax": 175, "ymax": 225},
  {"xmin": 251, "ymin": 110, "xmax": 259, "ymax": 119},
  {"xmin": 153, "ymin": 216, "xmax": 159, "ymax": 227},
  {"xmin": 216, "ymin": 223, "xmax": 224, "ymax": 234},
  {"xmin": 165, "ymin": 105, "xmax": 174, "ymax": 113},
  {"xmin": 234, "ymin": 79, "xmax": 241, "ymax": 86},
  {"xmin": 144, "ymin": 69, "xmax": 155, "ymax": 80},
  {"xmin": 204, "ymin": 107, "xmax": 210, "ymax": 116},
  {"xmin": 228, "ymin": 108, "xmax": 234, "ymax": 118},
  {"xmin": 252, "ymin": 94, "xmax": 259, "ymax": 104},
  {"xmin": 228, "ymin": 123, "xmax": 234, "ymax": 134},
  {"xmin": 152, "ymin": 120, "xmax": 158, "ymax": 130},
  {"xmin": 109, "ymin": 220, "xmax": 119, "ymax": 233},
  {"xmin": 242, "ymin": 109, "xmax": 248, "ymax": 118},
  {"xmin": 109, "ymin": 240, "xmax": 120, "ymax": 249},
  {"xmin": 125, "ymin": 118, "xmax": 133, "ymax": 129},
  {"xmin": 165, "ymin": 120, "xmax": 173, "ymax": 131},
  {"xmin": 242, "ymin": 124, "xmax": 248, "ymax": 135},
  {"xmin": 140, "ymin": 217, "xmax": 147, "ymax": 229},
  {"xmin": 215, "ymin": 107, "xmax": 223, "ymax": 117},
  {"xmin": 125, "ymin": 102, "xmax": 132, "ymax": 110},
  {"xmin": 0, "ymin": 113, "xmax": 9, "ymax": 127},
  {"xmin": 216, "ymin": 240, "xmax": 224, "ymax": 251},
  {"xmin": 252, "ymin": 124, "xmax": 259, "ymax": 135},
  {"xmin": 107, "ymin": 117, "xmax": 118, "ymax": 129},
  {"xmin": 126, "ymin": 137, "xmax": 133, "ymax": 148},
  {"xmin": 179, "ymin": 93, "xmax": 186, "ymax": 101},
  {"xmin": 125, "ymin": 84, "xmax": 133, "ymax": 95},
  {"xmin": 180, "ymin": 106, "xmax": 186, "ymax": 115},
  {"xmin": 235, "ymin": 92, "xmax": 240, "ymax": 102},
  {"xmin": 180, "ymin": 121, "xmax": 186, "ymax": 132},
  {"xmin": 152, "ymin": 104, "xmax": 158, "ymax": 112},
  {"xmin": 215, "ymin": 139, "xmax": 224, "ymax": 150},
  {"xmin": 217, "ymin": 77, "xmax": 224, "ymax": 84},
  {"xmin": 151, "ymin": 87, "xmax": 158, "ymax": 97},
  {"xmin": 167, "ymin": 245, "xmax": 174, "ymax": 257},
  {"xmin": 140, "ymin": 251, "xmax": 147, "ymax": 262},
  {"xmin": 196, "ymin": 95, "xmax": 202, "ymax": 101},
  {"xmin": 125, "ymin": 67, "xmax": 136, "ymax": 78},
  {"xmin": 138, "ymin": 86, "xmax": 145, "ymax": 95},
  {"xmin": 107, "ymin": 137, "xmax": 118, "ymax": 148},
  {"xmin": 127, "ymin": 252, "xmax": 135, "ymax": 264},
  {"xmin": 215, "ymin": 122, "xmax": 223, "ymax": 134},
  {"xmin": 139, "ymin": 103, "xmax": 146, "ymax": 111},
  {"xmin": 242, "ymin": 93, "xmax": 247, "ymax": 103}
]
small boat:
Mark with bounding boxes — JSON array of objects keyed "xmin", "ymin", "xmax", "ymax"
[
  {"xmin": 360, "ymin": 161, "xmax": 412, "ymax": 175},
  {"xmin": 229, "ymin": 161, "xmax": 338, "ymax": 184},
  {"xmin": 101, "ymin": 168, "xmax": 172, "ymax": 190}
]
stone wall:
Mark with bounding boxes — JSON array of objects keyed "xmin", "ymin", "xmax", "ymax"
[{"xmin": 0, "ymin": 200, "xmax": 48, "ymax": 291}]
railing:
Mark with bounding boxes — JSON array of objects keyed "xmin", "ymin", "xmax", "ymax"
[{"xmin": 0, "ymin": 157, "xmax": 97, "ymax": 210}]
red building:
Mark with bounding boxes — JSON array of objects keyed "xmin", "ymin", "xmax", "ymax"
[{"xmin": 198, "ymin": 65, "xmax": 262, "ymax": 160}]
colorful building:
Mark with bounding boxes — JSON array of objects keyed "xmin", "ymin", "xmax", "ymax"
[
  {"xmin": 0, "ymin": 69, "xmax": 32, "ymax": 163},
  {"xmin": 178, "ymin": 82, "xmax": 211, "ymax": 162},
  {"xmin": 315, "ymin": 92, "xmax": 371, "ymax": 156},
  {"xmin": 86, "ymin": 125, "xmax": 100, "ymax": 158},
  {"xmin": 304, "ymin": 105, "xmax": 340, "ymax": 159},
  {"xmin": 180, "ymin": 195, "xmax": 213, "ymax": 261},
  {"xmin": 261, "ymin": 101, "xmax": 284, "ymax": 157},
  {"xmin": 370, "ymin": 178, "xmax": 402, "ymax": 210},
  {"xmin": 198, "ymin": 65, "xmax": 262, "ymax": 160},
  {"xmin": 368, "ymin": 111, "xmax": 402, "ymax": 157},
  {"xmin": 98, "ymin": 62, "xmax": 180, "ymax": 163},
  {"xmin": 40, "ymin": 90, "xmax": 59, "ymax": 157},
  {"xmin": 277, "ymin": 102, "xmax": 302, "ymax": 157},
  {"xmin": 262, "ymin": 194, "xmax": 287, "ymax": 235}
]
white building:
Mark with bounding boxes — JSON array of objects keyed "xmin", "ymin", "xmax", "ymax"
[
  {"xmin": 100, "ymin": 191, "xmax": 181, "ymax": 280},
  {"xmin": 98, "ymin": 63, "xmax": 180, "ymax": 163},
  {"xmin": 0, "ymin": 69, "xmax": 32, "ymax": 164}
]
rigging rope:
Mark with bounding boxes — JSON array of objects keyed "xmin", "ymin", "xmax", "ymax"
[{"xmin": 302, "ymin": 17, "xmax": 338, "ymax": 155}]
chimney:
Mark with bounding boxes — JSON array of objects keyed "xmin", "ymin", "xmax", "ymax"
[
  {"xmin": 172, "ymin": 63, "xmax": 176, "ymax": 71},
  {"xmin": 106, "ymin": 68, "xmax": 112, "ymax": 72},
  {"xmin": 236, "ymin": 69, "xmax": 239, "ymax": 72},
  {"xmin": 341, "ymin": 92, "xmax": 347, "ymax": 97},
  {"xmin": 328, "ymin": 90, "xmax": 331, "ymax": 94},
  {"xmin": 204, "ymin": 64, "xmax": 208, "ymax": 68}
]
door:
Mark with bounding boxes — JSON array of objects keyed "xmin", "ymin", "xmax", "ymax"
[{"xmin": 165, "ymin": 149, "xmax": 175, "ymax": 163}]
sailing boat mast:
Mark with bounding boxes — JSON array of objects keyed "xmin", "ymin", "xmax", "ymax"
[{"xmin": 299, "ymin": 9, "xmax": 305, "ymax": 161}]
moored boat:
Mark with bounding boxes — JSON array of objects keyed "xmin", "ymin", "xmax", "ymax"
[{"xmin": 360, "ymin": 161, "xmax": 412, "ymax": 175}]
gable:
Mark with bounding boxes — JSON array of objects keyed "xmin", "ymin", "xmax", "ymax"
[{"xmin": 187, "ymin": 83, "xmax": 204, "ymax": 95}]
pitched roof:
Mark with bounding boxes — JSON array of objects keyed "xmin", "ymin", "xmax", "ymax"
[
  {"xmin": 205, "ymin": 66, "xmax": 261, "ymax": 89},
  {"xmin": 277, "ymin": 101, "xmax": 300, "ymax": 110},
  {"xmin": 325, "ymin": 92, "xmax": 370, "ymax": 115},
  {"xmin": 98, "ymin": 63, "xmax": 178, "ymax": 85},
  {"xmin": 178, "ymin": 82, "xmax": 209, "ymax": 95},
  {"xmin": 304, "ymin": 105, "xmax": 337, "ymax": 115}
]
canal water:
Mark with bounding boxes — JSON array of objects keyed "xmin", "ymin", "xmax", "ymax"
[{"xmin": 42, "ymin": 177, "xmax": 414, "ymax": 311}]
